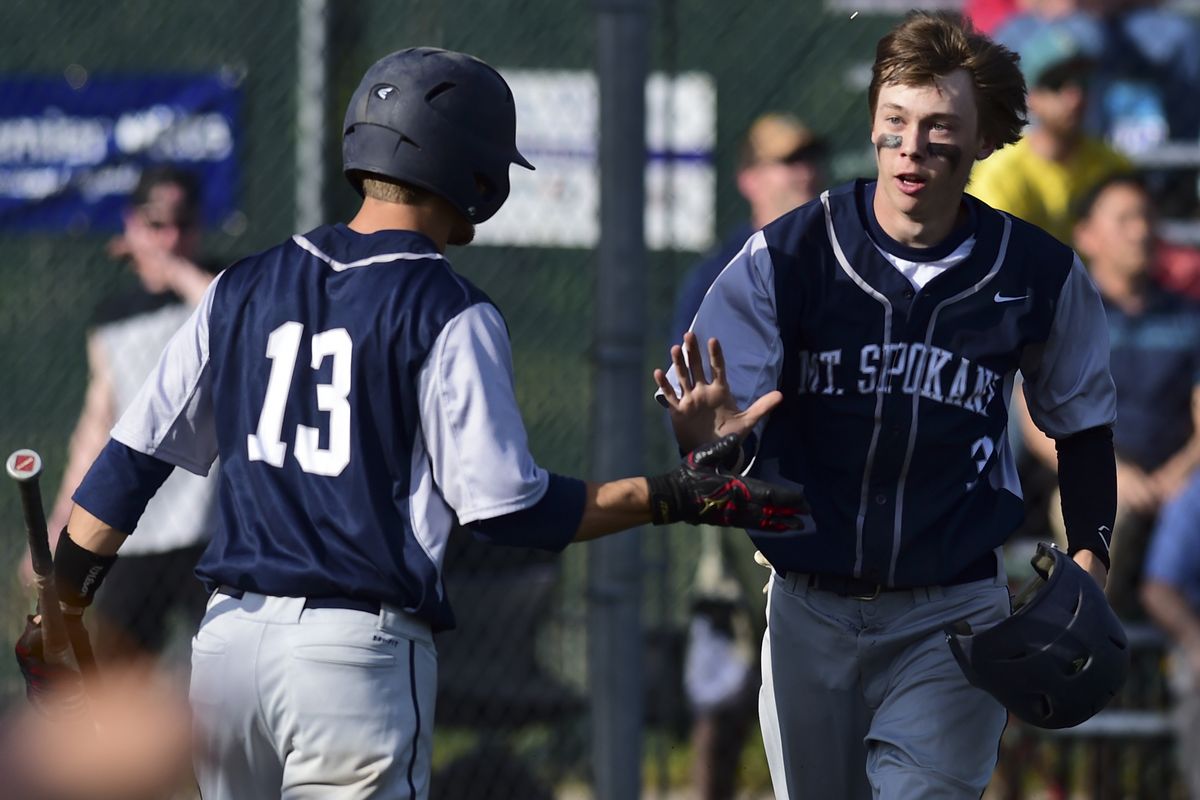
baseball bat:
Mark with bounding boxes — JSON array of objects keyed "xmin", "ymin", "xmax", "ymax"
[{"xmin": 7, "ymin": 449, "xmax": 77, "ymax": 671}]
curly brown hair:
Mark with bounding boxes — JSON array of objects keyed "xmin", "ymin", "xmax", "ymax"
[{"xmin": 869, "ymin": 10, "xmax": 1027, "ymax": 149}]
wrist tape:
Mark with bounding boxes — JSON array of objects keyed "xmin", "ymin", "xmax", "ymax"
[{"xmin": 53, "ymin": 529, "xmax": 118, "ymax": 608}]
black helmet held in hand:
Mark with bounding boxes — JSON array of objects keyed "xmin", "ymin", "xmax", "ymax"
[
  {"xmin": 945, "ymin": 542, "xmax": 1129, "ymax": 730},
  {"xmin": 342, "ymin": 47, "xmax": 534, "ymax": 224}
]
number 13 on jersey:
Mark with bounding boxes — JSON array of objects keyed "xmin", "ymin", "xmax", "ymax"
[{"xmin": 248, "ymin": 321, "xmax": 353, "ymax": 477}]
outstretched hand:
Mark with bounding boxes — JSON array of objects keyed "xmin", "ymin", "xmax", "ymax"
[
  {"xmin": 647, "ymin": 434, "xmax": 814, "ymax": 533},
  {"xmin": 653, "ymin": 332, "xmax": 781, "ymax": 452}
]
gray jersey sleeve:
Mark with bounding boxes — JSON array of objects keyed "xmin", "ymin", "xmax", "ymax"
[
  {"xmin": 110, "ymin": 272, "xmax": 223, "ymax": 475},
  {"xmin": 1020, "ymin": 255, "xmax": 1117, "ymax": 438},
  {"xmin": 418, "ymin": 302, "xmax": 549, "ymax": 524},
  {"xmin": 663, "ymin": 230, "xmax": 784, "ymax": 413}
]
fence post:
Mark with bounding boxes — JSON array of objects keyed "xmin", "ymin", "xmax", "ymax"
[
  {"xmin": 589, "ymin": 0, "xmax": 650, "ymax": 798},
  {"xmin": 295, "ymin": 0, "xmax": 328, "ymax": 233}
]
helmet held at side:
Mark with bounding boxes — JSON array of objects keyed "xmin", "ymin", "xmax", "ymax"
[
  {"xmin": 342, "ymin": 47, "xmax": 534, "ymax": 224},
  {"xmin": 945, "ymin": 542, "xmax": 1129, "ymax": 730}
]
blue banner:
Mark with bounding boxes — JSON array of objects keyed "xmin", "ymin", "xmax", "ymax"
[{"xmin": 0, "ymin": 74, "xmax": 240, "ymax": 232}]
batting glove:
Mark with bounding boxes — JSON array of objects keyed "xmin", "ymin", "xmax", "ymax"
[
  {"xmin": 14, "ymin": 614, "xmax": 87, "ymax": 718},
  {"xmin": 648, "ymin": 435, "xmax": 813, "ymax": 532}
]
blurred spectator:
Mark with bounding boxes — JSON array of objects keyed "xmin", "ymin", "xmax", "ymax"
[
  {"xmin": 1141, "ymin": 471, "xmax": 1200, "ymax": 800},
  {"xmin": 998, "ymin": 0, "xmax": 1200, "ymax": 149},
  {"xmin": 671, "ymin": 113, "xmax": 827, "ymax": 339},
  {"xmin": 22, "ymin": 166, "xmax": 221, "ymax": 663},
  {"xmin": 671, "ymin": 112, "xmax": 827, "ymax": 800},
  {"xmin": 969, "ymin": 22, "xmax": 1131, "ymax": 244},
  {"xmin": 963, "ymin": 0, "xmax": 1021, "ymax": 36},
  {"xmin": 430, "ymin": 528, "xmax": 582, "ymax": 799},
  {"xmin": 1017, "ymin": 173, "xmax": 1200, "ymax": 618},
  {"xmin": 683, "ymin": 529, "xmax": 760, "ymax": 800},
  {"xmin": 994, "ymin": 0, "xmax": 1200, "ymax": 212},
  {"xmin": 1155, "ymin": 240, "xmax": 1200, "ymax": 302}
]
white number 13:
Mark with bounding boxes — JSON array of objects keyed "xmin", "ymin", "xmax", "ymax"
[{"xmin": 247, "ymin": 322, "xmax": 353, "ymax": 476}]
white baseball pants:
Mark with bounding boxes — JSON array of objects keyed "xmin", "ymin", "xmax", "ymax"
[{"xmin": 189, "ymin": 591, "xmax": 436, "ymax": 799}]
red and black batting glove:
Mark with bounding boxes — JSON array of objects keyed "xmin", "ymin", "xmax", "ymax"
[
  {"xmin": 648, "ymin": 434, "xmax": 813, "ymax": 532},
  {"xmin": 14, "ymin": 615, "xmax": 86, "ymax": 717},
  {"xmin": 14, "ymin": 531, "xmax": 111, "ymax": 715}
]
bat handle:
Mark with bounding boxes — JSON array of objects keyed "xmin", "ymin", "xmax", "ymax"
[
  {"xmin": 63, "ymin": 607, "xmax": 98, "ymax": 674},
  {"xmin": 21, "ymin": 480, "xmax": 53, "ymax": 577}
]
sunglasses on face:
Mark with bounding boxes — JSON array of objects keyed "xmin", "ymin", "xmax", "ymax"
[
  {"xmin": 140, "ymin": 213, "xmax": 197, "ymax": 232},
  {"xmin": 1036, "ymin": 60, "xmax": 1092, "ymax": 93},
  {"xmin": 762, "ymin": 145, "xmax": 826, "ymax": 167},
  {"xmin": 1040, "ymin": 75, "xmax": 1089, "ymax": 92}
]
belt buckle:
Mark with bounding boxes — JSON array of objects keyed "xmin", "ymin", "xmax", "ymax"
[{"xmin": 852, "ymin": 584, "xmax": 882, "ymax": 601}]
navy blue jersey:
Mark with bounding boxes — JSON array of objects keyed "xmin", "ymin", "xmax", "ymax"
[
  {"xmin": 103, "ymin": 224, "xmax": 555, "ymax": 630},
  {"xmin": 665, "ymin": 180, "xmax": 1116, "ymax": 586}
]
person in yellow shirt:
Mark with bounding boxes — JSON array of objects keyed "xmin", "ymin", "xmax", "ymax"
[{"xmin": 969, "ymin": 24, "xmax": 1130, "ymax": 243}]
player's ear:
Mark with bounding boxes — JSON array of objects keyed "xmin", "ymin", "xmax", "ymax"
[{"xmin": 975, "ymin": 138, "xmax": 996, "ymax": 162}]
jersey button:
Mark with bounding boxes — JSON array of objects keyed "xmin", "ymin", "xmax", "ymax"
[
  {"xmin": 874, "ymin": 493, "xmax": 888, "ymax": 506},
  {"xmin": 902, "ymin": 288, "xmax": 915, "ymax": 300}
]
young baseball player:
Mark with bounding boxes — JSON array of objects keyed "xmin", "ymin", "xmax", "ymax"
[
  {"xmin": 656, "ymin": 11, "xmax": 1117, "ymax": 798},
  {"xmin": 14, "ymin": 49, "xmax": 809, "ymax": 799}
]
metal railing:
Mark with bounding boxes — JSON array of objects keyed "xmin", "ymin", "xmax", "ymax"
[
  {"xmin": 1133, "ymin": 141, "xmax": 1200, "ymax": 246},
  {"xmin": 994, "ymin": 623, "xmax": 1183, "ymax": 800}
]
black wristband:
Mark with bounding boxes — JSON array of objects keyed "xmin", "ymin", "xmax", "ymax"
[
  {"xmin": 1056, "ymin": 426, "xmax": 1115, "ymax": 570},
  {"xmin": 647, "ymin": 472, "xmax": 680, "ymax": 524},
  {"xmin": 53, "ymin": 529, "xmax": 118, "ymax": 608}
]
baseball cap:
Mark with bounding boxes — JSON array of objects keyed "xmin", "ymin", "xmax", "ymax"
[
  {"xmin": 739, "ymin": 113, "xmax": 827, "ymax": 169},
  {"xmin": 1016, "ymin": 22, "xmax": 1098, "ymax": 89}
]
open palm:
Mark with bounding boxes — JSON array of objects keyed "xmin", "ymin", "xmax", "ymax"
[{"xmin": 653, "ymin": 332, "xmax": 782, "ymax": 454}]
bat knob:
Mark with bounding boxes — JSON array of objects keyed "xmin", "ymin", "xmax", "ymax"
[{"xmin": 6, "ymin": 449, "xmax": 43, "ymax": 482}]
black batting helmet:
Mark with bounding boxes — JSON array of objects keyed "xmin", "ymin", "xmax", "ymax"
[
  {"xmin": 342, "ymin": 47, "xmax": 534, "ymax": 224},
  {"xmin": 945, "ymin": 543, "xmax": 1129, "ymax": 730}
]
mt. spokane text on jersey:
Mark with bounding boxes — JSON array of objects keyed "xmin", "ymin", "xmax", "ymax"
[{"xmin": 793, "ymin": 343, "xmax": 1001, "ymax": 415}]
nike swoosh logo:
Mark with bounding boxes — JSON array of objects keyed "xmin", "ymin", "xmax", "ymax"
[{"xmin": 993, "ymin": 292, "xmax": 1028, "ymax": 303}]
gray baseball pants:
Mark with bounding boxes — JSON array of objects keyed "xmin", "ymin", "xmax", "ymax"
[{"xmin": 759, "ymin": 567, "xmax": 1010, "ymax": 799}]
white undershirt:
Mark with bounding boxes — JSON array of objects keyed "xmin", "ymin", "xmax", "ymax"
[{"xmin": 875, "ymin": 235, "xmax": 976, "ymax": 291}]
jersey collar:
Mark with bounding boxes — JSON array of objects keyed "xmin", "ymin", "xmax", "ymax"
[
  {"xmin": 862, "ymin": 181, "xmax": 978, "ymax": 263},
  {"xmin": 294, "ymin": 224, "xmax": 445, "ymax": 272},
  {"xmin": 824, "ymin": 180, "xmax": 1005, "ymax": 307}
]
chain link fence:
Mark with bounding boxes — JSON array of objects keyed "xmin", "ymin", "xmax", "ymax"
[{"xmin": 2, "ymin": 1, "xmax": 1188, "ymax": 797}]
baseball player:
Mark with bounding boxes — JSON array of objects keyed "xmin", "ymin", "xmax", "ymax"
[
  {"xmin": 655, "ymin": 12, "xmax": 1117, "ymax": 798},
  {"xmin": 14, "ymin": 48, "xmax": 808, "ymax": 800}
]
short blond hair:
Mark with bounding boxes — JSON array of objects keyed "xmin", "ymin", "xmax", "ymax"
[
  {"xmin": 356, "ymin": 173, "xmax": 434, "ymax": 205},
  {"xmin": 870, "ymin": 11, "xmax": 1027, "ymax": 148}
]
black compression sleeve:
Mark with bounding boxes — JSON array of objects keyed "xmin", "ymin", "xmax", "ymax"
[
  {"xmin": 1055, "ymin": 425, "xmax": 1116, "ymax": 570},
  {"xmin": 53, "ymin": 530, "xmax": 118, "ymax": 608}
]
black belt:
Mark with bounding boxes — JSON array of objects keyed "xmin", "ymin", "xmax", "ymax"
[
  {"xmin": 804, "ymin": 552, "xmax": 998, "ymax": 600},
  {"xmin": 216, "ymin": 585, "xmax": 381, "ymax": 615}
]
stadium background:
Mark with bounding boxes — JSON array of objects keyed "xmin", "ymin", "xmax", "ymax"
[{"xmin": 0, "ymin": 1, "xmax": 1187, "ymax": 797}]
